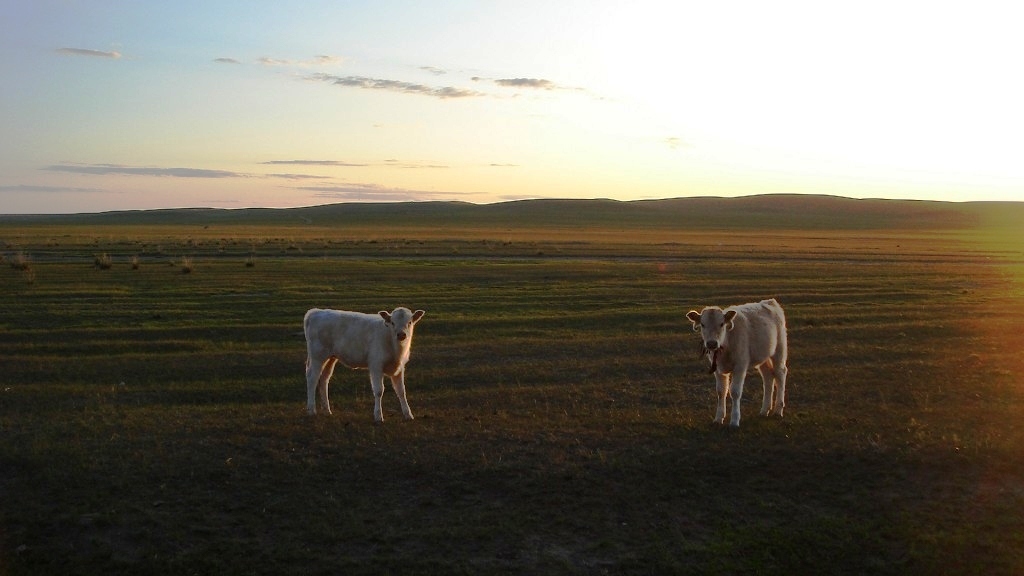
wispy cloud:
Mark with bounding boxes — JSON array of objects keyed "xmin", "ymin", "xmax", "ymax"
[
  {"xmin": 310, "ymin": 73, "xmax": 484, "ymax": 99},
  {"xmin": 261, "ymin": 160, "xmax": 370, "ymax": 167},
  {"xmin": 44, "ymin": 163, "xmax": 244, "ymax": 178},
  {"xmin": 259, "ymin": 55, "xmax": 342, "ymax": 67},
  {"xmin": 494, "ymin": 78, "xmax": 557, "ymax": 90},
  {"xmin": 309, "ymin": 55, "xmax": 341, "ymax": 66},
  {"xmin": 263, "ymin": 159, "xmax": 448, "ymax": 169},
  {"xmin": 294, "ymin": 182, "xmax": 476, "ymax": 202},
  {"xmin": 40, "ymin": 161, "xmax": 449, "ymax": 182},
  {"xmin": 265, "ymin": 173, "xmax": 331, "ymax": 181},
  {"xmin": 473, "ymin": 76, "xmax": 588, "ymax": 95},
  {"xmin": 0, "ymin": 184, "xmax": 108, "ymax": 194},
  {"xmin": 383, "ymin": 159, "xmax": 448, "ymax": 169},
  {"xmin": 56, "ymin": 47, "xmax": 121, "ymax": 59},
  {"xmin": 213, "ymin": 57, "xmax": 242, "ymax": 64},
  {"xmin": 256, "ymin": 56, "xmax": 291, "ymax": 66},
  {"xmin": 664, "ymin": 137, "xmax": 689, "ymax": 150},
  {"xmin": 262, "ymin": 56, "xmax": 582, "ymax": 101}
]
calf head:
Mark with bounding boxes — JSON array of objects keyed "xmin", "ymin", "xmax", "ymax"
[
  {"xmin": 379, "ymin": 307, "xmax": 425, "ymax": 344},
  {"xmin": 686, "ymin": 307, "xmax": 737, "ymax": 351}
]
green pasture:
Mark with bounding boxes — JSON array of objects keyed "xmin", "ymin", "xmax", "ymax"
[{"xmin": 2, "ymin": 198, "xmax": 1024, "ymax": 574}]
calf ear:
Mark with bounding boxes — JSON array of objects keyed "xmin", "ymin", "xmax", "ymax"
[
  {"xmin": 412, "ymin": 309, "xmax": 425, "ymax": 323},
  {"xmin": 379, "ymin": 311, "xmax": 392, "ymax": 324},
  {"xmin": 686, "ymin": 310, "xmax": 701, "ymax": 330},
  {"xmin": 724, "ymin": 310, "xmax": 737, "ymax": 330}
]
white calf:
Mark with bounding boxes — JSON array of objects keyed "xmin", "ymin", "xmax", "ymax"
[
  {"xmin": 686, "ymin": 298, "xmax": 788, "ymax": 427},
  {"xmin": 304, "ymin": 307, "xmax": 425, "ymax": 422}
]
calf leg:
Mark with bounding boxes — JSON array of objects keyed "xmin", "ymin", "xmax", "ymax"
[
  {"xmin": 305, "ymin": 357, "xmax": 324, "ymax": 415},
  {"xmin": 729, "ymin": 364, "xmax": 749, "ymax": 427},
  {"xmin": 758, "ymin": 361, "xmax": 775, "ymax": 416},
  {"xmin": 714, "ymin": 372, "xmax": 730, "ymax": 424},
  {"xmin": 318, "ymin": 358, "xmax": 338, "ymax": 415},
  {"xmin": 389, "ymin": 371, "xmax": 415, "ymax": 420},
  {"xmin": 774, "ymin": 363, "xmax": 788, "ymax": 417},
  {"xmin": 369, "ymin": 368, "xmax": 386, "ymax": 423}
]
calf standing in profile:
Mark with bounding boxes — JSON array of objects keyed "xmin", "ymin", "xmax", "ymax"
[
  {"xmin": 686, "ymin": 298, "xmax": 788, "ymax": 427},
  {"xmin": 304, "ymin": 307, "xmax": 425, "ymax": 422}
]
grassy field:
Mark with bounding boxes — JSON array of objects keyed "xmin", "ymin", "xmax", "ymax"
[{"xmin": 2, "ymin": 197, "xmax": 1024, "ymax": 574}]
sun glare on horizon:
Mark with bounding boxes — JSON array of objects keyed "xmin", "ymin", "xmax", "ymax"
[{"xmin": 586, "ymin": 3, "xmax": 1023, "ymax": 203}]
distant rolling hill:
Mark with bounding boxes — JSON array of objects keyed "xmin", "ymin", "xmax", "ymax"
[{"xmin": 2, "ymin": 194, "xmax": 1021, "ymax": 232}]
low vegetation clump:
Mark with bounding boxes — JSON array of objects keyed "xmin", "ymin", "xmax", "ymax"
[
  {"xmin": 9, "ymin": 251, "xmax": 30, "ymax": 271},
  {"xmin": 94, "ymin": 253, "xmax": 113, "ymax": 269},
  {"xmin": 180, "ymin": 256, "xmax": 194, "ymax": 274}
]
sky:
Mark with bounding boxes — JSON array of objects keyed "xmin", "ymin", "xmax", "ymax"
[{"xmin": 1, "ymin": 0, "xmax": 1022, "ymax": 214}]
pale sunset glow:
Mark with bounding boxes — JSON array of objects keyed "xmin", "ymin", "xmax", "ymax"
[{"xmin": 1, "ymin": 1, "xmax": 1021, "ymax": 214}]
